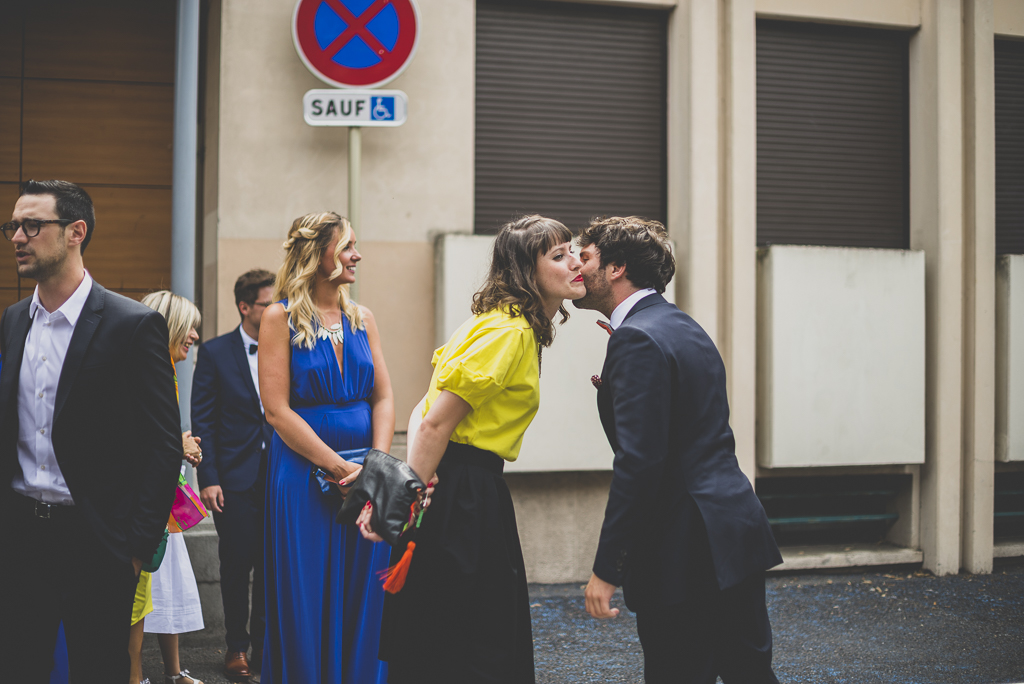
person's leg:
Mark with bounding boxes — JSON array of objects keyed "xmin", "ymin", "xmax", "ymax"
[
  {"xmin": 0, "ymin": 509, "xmax": 63, "ymax": 681},
  {"xmin": 716, "ymin": 573, "xmax": 780, "ymax": 684},
  {"xmin": 158, "ymin": 633, "xmax": 181, "ymax": 675},
  {"xmin": 635, "ymin": 602, "xmax": 717, "ymax": 684},
  {"xmin": 248, "ymin": 481, "xmax": 266, "ymax": 669},
  {"xmin": 60, "ymin": 513, "xmax": 137, "ymax": 682},
  {"xmin": 213, "ymin": 486, "xmax": 261, "ymax": 655},
  {"xmin": 129, "ymin": 619, "xmax": 146, "ymax": 684}
]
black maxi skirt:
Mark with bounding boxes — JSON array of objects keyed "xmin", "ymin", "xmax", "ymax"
[{"xmin": 378, "ymin": 441, "xmax": 535, "ymax": 684}]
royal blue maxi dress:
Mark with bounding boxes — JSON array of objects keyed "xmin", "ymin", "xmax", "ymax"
[{"xmin": 261, "ymin": 311, "xmax": 389, "ymax": 684}]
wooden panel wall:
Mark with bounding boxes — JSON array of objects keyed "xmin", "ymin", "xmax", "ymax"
[{"xmin": 0, "ymin": 0, "xmax": 175, "ymax": 315}]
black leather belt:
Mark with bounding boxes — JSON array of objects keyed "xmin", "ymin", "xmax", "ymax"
[{"xmin": 13, "ymin": 492, "xmax": 75, "ymax": 520}]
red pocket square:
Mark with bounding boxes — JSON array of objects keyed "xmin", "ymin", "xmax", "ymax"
[{"xmin": 591, "ymin": 375, "xmax": 602, "ymax": 389}]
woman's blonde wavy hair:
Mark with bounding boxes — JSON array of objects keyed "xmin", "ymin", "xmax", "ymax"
[
  {"xmin": 140, "ymin": 290, "xmax": 202, "ymax": 356},
  {"xmin": 273, "ymin": 211, "xmax": 363, "ymax": 349}
]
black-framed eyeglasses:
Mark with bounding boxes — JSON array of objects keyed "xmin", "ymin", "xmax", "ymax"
[{"xmin": 1, "ymin": 218, "xmax": 74, "ymax": 241}]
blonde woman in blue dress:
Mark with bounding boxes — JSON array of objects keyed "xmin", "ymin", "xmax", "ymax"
[{"xmin": 259, "ymin": 212, "xmax": 394, "ymax": 683}]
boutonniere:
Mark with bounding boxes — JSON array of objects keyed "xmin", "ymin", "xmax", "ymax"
[{"xmin": 591, "ymin": 374, "xmax": 602, "ymax": 389}]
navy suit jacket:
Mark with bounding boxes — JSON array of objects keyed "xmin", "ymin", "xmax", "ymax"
[
  {"xmin": 0, "ymin": 281, "xmax": 183, "ymax": 563},
  {"xmin": 191, "ymin": 327, "xmax": 272, "ymax": 492},
  {"xmin": 593, "ymin": 293, "xmax": 782, "ymax": 612}
]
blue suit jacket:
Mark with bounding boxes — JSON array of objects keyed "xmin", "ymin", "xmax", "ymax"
[
  {"xmin": 593, "ymin": 293, "xmax": 782, "ymax": 612},
  {"xmin": 191, "ymin": 327, "xmax": 273, "ymax": 492}
]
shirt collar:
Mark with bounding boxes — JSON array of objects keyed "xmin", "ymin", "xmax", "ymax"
[
  {"xmin": 29, "ymin": 271, "xmax": 93, "ymax": 326},
  {"xmin": 608, "ymin": 288, "xmax": 657, "ymax": 330},
  {"xmin": 239, "ymin": 326, "xmax": 258, "ymax": 348}
]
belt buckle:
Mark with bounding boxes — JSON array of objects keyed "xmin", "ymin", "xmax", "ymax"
[{"xmin": 34, "ymin": 500, "xmax": 53, "ymax": 519}]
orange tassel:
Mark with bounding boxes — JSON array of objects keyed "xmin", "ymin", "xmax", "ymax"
[{"xmin": 381, "ymin": 541, "xmax": 416, "ymax": 594}]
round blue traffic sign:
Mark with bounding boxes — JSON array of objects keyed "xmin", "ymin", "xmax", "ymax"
[{"xmin": 293, "ymin": 0, "xmax": 420, "ymax": 89}]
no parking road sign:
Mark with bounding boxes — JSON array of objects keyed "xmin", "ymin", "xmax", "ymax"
[
  {"xmin": 293, "ymin": 0, "xmax": 420, "ymax": 89},
  {"xmin": 303, "ymin": 89, "xmax": 408, "ymax": 126}
]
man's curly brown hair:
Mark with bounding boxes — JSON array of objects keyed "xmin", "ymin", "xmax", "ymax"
[
  {"xmin": 576, "ymin": 216, "xmax": 674, "ymax": 293},
  {"xmin": 471, "ymin": 215, "xmax": 573, "ymax": 348}
]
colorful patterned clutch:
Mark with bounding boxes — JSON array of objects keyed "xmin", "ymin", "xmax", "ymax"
[{"xmin": 167, "ymin": 472, "xmax": 208, "ymax": 533}]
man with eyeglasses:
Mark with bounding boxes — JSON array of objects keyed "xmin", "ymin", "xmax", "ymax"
[
  {"xmin": 0, "ymin": 179, "xmax": 183, "ymax": 679},
  {"xmin": 190, "ymin": 268, "xmax": 275, "ymax": 679}
]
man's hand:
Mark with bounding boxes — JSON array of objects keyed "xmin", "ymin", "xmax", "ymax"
[
  {"xmin": 131, "ymin": 556, "xmax": 143, "ymax": 578},
  {"xmin": 585, "ymin": 573, "xmax": 620, "ymax": 619},
  {"xmin": 200, "ymin": 485, "xmax": 224, "ymax": 513}
]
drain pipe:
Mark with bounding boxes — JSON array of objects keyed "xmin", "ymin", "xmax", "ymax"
[{"xmin": 171, "ymin": 0, "xmax": 200, "ymax": 435}]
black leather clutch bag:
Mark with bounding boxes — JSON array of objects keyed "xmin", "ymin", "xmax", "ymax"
[{"xmin": 336, "ymin": 448, "xmax": 426, "ymax": 547}]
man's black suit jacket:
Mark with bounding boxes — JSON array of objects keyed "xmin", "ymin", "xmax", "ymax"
[
  {"xmin": 594, "ymin": 293, "xmax": 782, "ymax": 612},
  {"xmin": 191, "ymin": 326, "xmax": 272, "ymax": 492},
  {"xmin": 0, "ymin": 280, "xmax": 183, "ymax": 564}
]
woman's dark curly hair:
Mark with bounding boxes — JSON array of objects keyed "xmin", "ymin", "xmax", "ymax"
[{"xmin": 471, "ymin": 215, "xmax": 573, "ymax": 348}]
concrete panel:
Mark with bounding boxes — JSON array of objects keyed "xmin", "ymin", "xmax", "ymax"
[
  {"xmin": 757, "ymin": 245, "xmax": 925, "ymax": 468},
  {"xmin": 995, "ymin": 0, "xmax": 1024, "ymax": 36},
  {"xmin": 756, "ymin": 0, "xmax": 920, "ymax": 28},
  {"xmin": 435, "ymin": 234, "xmax": 677, "ymax": 472},
  {"xmin": 997, "ymin": 256, "xmax": 1024, "ymax": 461}
]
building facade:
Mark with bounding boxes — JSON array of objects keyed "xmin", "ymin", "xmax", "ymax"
[{"xmin": 2, "ymin": 0, "xmax": 1023, "ymax": 584}]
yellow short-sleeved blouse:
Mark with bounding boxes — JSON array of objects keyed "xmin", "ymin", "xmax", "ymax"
[{"xmin": 424, "ymin": 307, "xmax": 540, "ymax": 461}]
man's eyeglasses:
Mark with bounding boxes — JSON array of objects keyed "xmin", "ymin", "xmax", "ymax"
[
  {"xmin": 1, "ymin": 218, "xmax": 73, "ymax": 241},
  {"xmin": 252, "ymin": 301, "xmax": 273, "ymax": 308}
]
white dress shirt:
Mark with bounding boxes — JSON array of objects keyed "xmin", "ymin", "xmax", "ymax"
[
  {"xmin": 608, "ymin": 288, "xmax": 658, "ymax": 330},
  {"xmin": 239, "ymin": 326, "xmax": 264, "ymax": 415},
  {"xmin": 12, "ymin": 272, "xmax": 94, "ymax": 504}
]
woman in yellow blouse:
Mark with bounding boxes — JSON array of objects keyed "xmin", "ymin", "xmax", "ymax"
[{"xmin": 372, "ymin": 215, "xmax": 584, "ymax": 683}]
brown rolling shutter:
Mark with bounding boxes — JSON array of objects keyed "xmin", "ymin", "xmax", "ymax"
[
  {"xmin": 756, "ymin": 20, "xmax": 910, "ymax": 249},
  {"xmin": 474, "ymin": 0, "xmax": 667, "ymax": 234},
  {"xmin": 996, "ymin": 38, "xmax": 1024, "ymax": 256}
]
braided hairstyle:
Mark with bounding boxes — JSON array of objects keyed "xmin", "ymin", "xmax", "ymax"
[{"xmin": 273, "ymin": 211, "xmax": 363, "ymax": 349}]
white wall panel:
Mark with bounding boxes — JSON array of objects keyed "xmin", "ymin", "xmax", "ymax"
[
  {"xmin": 757, "ymin": 245, "xmax": 925, "ymax": 467},
  {"xmin": 997, "ymin": 255, "xmax": 1024, "ymax": 461}
]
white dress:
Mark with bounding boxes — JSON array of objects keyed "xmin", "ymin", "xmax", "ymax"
[{"xmin": 144, "ymin": 469, "xmax": 205, "ymax": 634}]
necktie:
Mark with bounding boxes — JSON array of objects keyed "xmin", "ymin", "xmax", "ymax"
[
  {"xmin": 248, "ymin": 343, "xmax": 258, "ymax": 355},
  {"xmin": 596, "ymin": 320, "xmax": 613, "ymax": 336}
]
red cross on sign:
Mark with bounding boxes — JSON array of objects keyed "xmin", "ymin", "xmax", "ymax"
[{"xmin": 293, "ymin": 0, "xmax": 420, "ymax": 89}]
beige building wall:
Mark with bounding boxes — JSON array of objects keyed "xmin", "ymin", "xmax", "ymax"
[
  {"xmin": 199, "ymin": 0, "xmax": 1013, "ymax": 582},
  {"xmin": 209, "ymin": 0, "xmax": 474, "ymax": 429}
]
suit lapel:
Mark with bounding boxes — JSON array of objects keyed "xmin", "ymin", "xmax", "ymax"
[
  {"xmin": 0, "ymin": 303, "xmax": 31, "ymax": 407},
  {"xmin": 53, "ymin": 282, "xmax": 104, "ymax": 424},
  {"xmin": 0, "ymin": 303, "xmax": 31, "ymax": 445},
  {"xmin": 229, "ymin": 327, "xmax": 261, "ymax": 412}
]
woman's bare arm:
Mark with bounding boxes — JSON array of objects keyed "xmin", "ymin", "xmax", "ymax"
[
  {"xmin": 259, "ymin": 303, "xmax": 359, "ymax": 483},
  {"xmin": 406, "ymin": 390, "xmax": 472, "ymax": 484},
  {"xmin": 361, "ymin": 306, "xmax": 395, "ymax": 453}
]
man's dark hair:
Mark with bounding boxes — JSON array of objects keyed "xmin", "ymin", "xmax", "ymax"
[
  {"xmin": 20, "ymin": 179, "xmax": 96, "ymax": 254},
  {"xmin": 576, "ymin": 216, "xmax": 675, "ymax": 293},
  {"xmin": 234, "ymin": 269, "xmax": 276, "ymax": 313}
]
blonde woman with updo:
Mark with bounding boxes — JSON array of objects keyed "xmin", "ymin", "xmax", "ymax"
[{"xmin": 258, "ymin": 212, "xmax": 394, "ymax": 683}]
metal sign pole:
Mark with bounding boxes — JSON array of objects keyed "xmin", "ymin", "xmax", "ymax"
[{"xmin": 348, "ymin": 125, "xmax": 361, "ymax": 302}]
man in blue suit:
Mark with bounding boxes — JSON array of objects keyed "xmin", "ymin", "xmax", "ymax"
[
  {"xmin": 191, "ymin": 269, "xmax": 275, "ymax": 680},
  {"xmin": 574, "ymin": 217, "xmax": 782, "ymax": 683}
]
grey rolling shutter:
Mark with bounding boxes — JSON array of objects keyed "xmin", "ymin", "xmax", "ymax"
[
  {"xmin": 475, "ymin": 0, "xmax": 667, "ymax": 234},
  {"xmin": 996, "ymin": 39, "xmax": 1024, "ymax": 256},
  {"xmin": 756, "ymin": 20, "xmax": 910, "ymax": 249}
]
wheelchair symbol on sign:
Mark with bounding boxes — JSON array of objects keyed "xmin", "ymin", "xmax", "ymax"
[{"xmin": 371, "ymin": 97, "xmax": 395, "ymax": 121}]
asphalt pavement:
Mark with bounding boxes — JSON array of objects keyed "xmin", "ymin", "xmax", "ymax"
[{"xmin": 148, "ymin": 560, "xmax": 1024, "ymax": 684}]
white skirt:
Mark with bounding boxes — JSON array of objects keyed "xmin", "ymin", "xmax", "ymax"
[{"xmin": 143, "ymin": 531, "xmax": 205, "ymax": 634}]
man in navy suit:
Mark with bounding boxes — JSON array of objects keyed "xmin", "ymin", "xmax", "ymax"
[
  {"xmin": 191, "ymin": 269, "xmax": 275, "ymax": 679},
  {"xmin": 574, "ymin": 217, "xmax": 783, "ymax": 683}
]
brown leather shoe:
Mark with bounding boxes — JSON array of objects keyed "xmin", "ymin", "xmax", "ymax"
[{"xmin": 224, "ymin": 650, "xmax": 251, "ymax": 680}]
